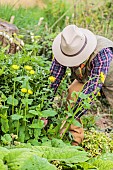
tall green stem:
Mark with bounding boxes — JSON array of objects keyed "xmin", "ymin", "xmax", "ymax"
[{"xmin": 12, "ymin": 81, "xmax": 15, "ymax": 114}]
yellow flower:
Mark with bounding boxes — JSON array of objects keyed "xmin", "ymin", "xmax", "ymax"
[
  {"xmin": 52, "ymin": 54, "xmax": 54, "ymax": 60},
  {"xmin": 12, "ymin": 65, "xmax": 19, "ymax": 70},
  {"xmin": 88, "ymin": 97, "xmax": 91, "ymax": 102},
  {"xmin": 97, "ymin": 92, "xmax": 101, "ymax": 96},
  {"xmin": 29, "ymin": 70, "xmax": 35, "ymax": 74},
  {"xmin": 24, "ymin": 65, "xmax": 32, "ymax": 71},
  {"xmin": 49, "ymin": 76, "xmax": 56, "ymax": 83},
  {"xmin": 28, "ymin": 89, "xmax": 33, "ymax": 94},
  {"xmin": 100, "ymin": 72, "xmax": 105, "ymax": 83},
  {"xmin": 21, "ymin": 88, "xmax": 27, "ymax": 93}
]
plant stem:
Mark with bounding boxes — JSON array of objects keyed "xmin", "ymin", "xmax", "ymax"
[{"xmin": 12, "ymin": 81, "xmax": 16, "ymax": 115}]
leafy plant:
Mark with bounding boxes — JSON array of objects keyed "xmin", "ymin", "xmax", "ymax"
[
  {"xmin": 0, "ymin": 144, "xmax": 89, "ymax": 170},
  {"xmin": 81, "ymin": 130, "xmax": 113, "ymax": 156}
]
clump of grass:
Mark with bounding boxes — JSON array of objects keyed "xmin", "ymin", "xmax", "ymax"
[{"xmin": 0, "ymin": 5, "xmax": 43, "ymax": 29}]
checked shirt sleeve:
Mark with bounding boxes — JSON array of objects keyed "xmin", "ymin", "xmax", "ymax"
[
  {"xmin": 74, "ymin": 47, "xmax": 113, "ymax": 118},
  {"xmin": 50, "ymin": 58, "xmax": 66, "ymax": 93}
]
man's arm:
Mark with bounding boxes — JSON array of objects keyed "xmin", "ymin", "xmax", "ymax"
[
  {"xmin": 50, "ymin": 58, "xmax": 66, "ymax": 93},
  {"xmin": 74, "ymin": 47, "xmax": 113, "ymax": 118}
]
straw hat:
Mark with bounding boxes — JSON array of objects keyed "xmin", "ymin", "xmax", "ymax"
[{"xmin": 52, "ymin": 25, "xmax": 97, "ymax": 67}]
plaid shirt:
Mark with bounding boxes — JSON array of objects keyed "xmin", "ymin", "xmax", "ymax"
[{"xmin": 50, "ymin": 48, "xmax": 113, "ymax": 117}]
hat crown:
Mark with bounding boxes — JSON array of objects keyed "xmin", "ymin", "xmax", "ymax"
[{"xmin": 61, "ymin": 25, "xmax": 86, "ymax": 56}]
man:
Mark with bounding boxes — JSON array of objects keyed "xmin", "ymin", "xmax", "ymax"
[{"xmin": 50, "ymin": 25, "xmax": 113, "ymax": 145}]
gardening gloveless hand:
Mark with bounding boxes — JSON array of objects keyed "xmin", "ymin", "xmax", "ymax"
[{"xmin": 40, "ymin": 118, "xmax": 48, "ymax": 127}]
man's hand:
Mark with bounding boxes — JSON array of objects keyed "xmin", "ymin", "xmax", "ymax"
[{"xmin": 40, "ymin": 118, "xmax": 48, "ymax": 127}]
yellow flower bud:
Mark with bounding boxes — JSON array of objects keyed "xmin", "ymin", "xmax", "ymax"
[
  {"xmin": 21, "ymin": 88, "xmax": 27, "ymax": 93},
  {"xmin": 88, "ymin": 97, "xmax": 91, "ymax": 102},
  {"xmin": 12, "ymin": 65, "xmax": 19, "ymax": 70},
  {"xmin": 28, "ymin": 89, "xmax": 33, "ymax": 94},
  {"xmin": 29, "ymin": 70, "xmax": 35, "ymax": 74},
  {"xmin": 97, "ymin": 92, "xmax": 101, "ymax": 96},
  {"xmin": 100, "ymin": 72, "xmax": 105, "ymax": 83},
  {"xmin": 24, "ymin": 65, "xmax": 32, "ymax": 71},
  {"xmin": 52, "ymin": 55, "xmax": 54, "ymax": 60},
  {"xmin": 49, "ymin": 76, "xmax": 56, "ymax": 83}
]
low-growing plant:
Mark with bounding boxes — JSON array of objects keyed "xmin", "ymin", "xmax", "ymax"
[{"xmin": 81, "ymin": 130, "xmax": 113, "ymax": 157}]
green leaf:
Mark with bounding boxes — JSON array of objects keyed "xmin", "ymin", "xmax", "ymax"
[
  {"xmin": 78, "ymin": 92, "xmax": 88, "ymax": 99},
  {"xmin": 0, "ymin": 147, "xmax": 9, "ymax": 159},
  {"xmin": 18, "ymin": 126, "xmax": 25, "ymax": 143},
  {"xmin": 1, "ymin": 93, "xmax": 7, "ymax": 102},
  {"xmin": 5, "ymin": 150, "xmax": 57, "ymax": 170},
  {"xmin": 29, "ymin": 110, "xmax": 41, "ymax": 116},
  {"xmin": 1, "ymin": 118, "xmax": 9, "ymax": 133},
  {"xmin": 21, "ymin": 98, "xmax": 33, "ymax": 105},
  {"xmin": 12, "ymin": 76, "xmax": 24, "ymax": 82},
  {"xmin": 88, "ymin": 153, "xmax": 113, "ymax": 170},
  {"xmin": 7, "ymin": 95, "xmax": 18, "ymax": 106},
  {"xmin": 41, "ymin": 109, "xmax": 57, "ymax": 118},
  {"xmin": 29, "ymin": 120, "xmax": 44, "ymax": 129},
  {"xmin": 51, "ymin": 138, "xmax": 70, "ymax": 148},
  {"xmin": 11, "ymin": 114, "xmax": 23, "ymax": 120},
  {"xmin": 0, "ymin": 159, "xmax": 8, "ymax": 170},
  {"xmin": 1, "ymin": 134, "xmax": 12, "ymax": 145},
  {"xmin": 0, "ymin": 65, "xmax": 6, "ymax": 76},
  {"xmin": 71, "ymin": 119, "xmax": 82, "ymax": 127},
  {"xmin": 34, "ymin": 146, "xmax": 89, "ymax": 164}
]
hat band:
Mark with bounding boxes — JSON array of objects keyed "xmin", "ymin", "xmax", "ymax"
[{"xmin": 60, "ymin": 36, "xmax": 87, "ymax": 57}]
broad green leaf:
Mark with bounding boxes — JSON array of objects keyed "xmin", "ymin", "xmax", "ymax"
[
  {"xmin": 34, "ymin": 146, "xmax": 89, "ymax": 164},
  {"xmin": 78, "ymin": 92, "xmax": 88, "ymax": 99},
  {"xmin": 34, "ymin": 128, "xmax": 41, "ymax": 139},
  {"xmin": 13, "ymin": 76, "xmax": 24, "ymax": 82},
  {"xmin": 6, "ymin": 153, "xmax": 57, "ymax": 170},
  {"xmin": 28, "ymin": 139, "xmax": 40, "ymax": 146},
  {"xmin": 0, "ymin": 106, "xmax": 9, "ymax": 111},
  {"xmin": 1, "ymin": 134, "xmax": 12, "ymax": 145},
  {"xmin": 88, "ymin": 153, "xmax": 113, "ymax": 170},
  {"xmin": 4, "ymin": 148, "xmax": 56, "ymax": 170},
  {"xmin": 29, "ymin": 110, "xmax": 41, "ymax": 116},
  {"xmin": 51, "ymin": 138, "xmax": 70, "ymax": 148},
  {"xmin": 71, "ymin": 119, "xmax": 82, "ymax": 127},
  {"xmin": 18, "ymin": 126, "xmax": 25, "ymax": 143},
  {"xmin": 0, "ymin": 159, "xmax": 8, "ymax": 170},
  {"xmin": 1, "ymin": 93, "xmax": 7, "ymax": 101},
  {"xmin": 7, "ymin": 95, "xmax": 18, "ymax": 106},
  {"xmin": 41, "ymin": 109, "xmax": 57, "ymax": 118},
  {"xmin": 1, "ymin": 118, "xmax": 9, "ymax": 133},
  {"xmin": 0, "ymin": 147, "xmax": 9, "ymax": 159},
  {"xmin": 99, "ymin": 153, "xmax": 113, "ymax": 161},
  {"xmin": 11, "ymin": 114, "xmax": 23, "ymax": 120},
  {"xmin": 29, "ymin": 120, "xmax": 44, "ymax": 129},
  {"xmin": 21, "ymin": 98, "xmax": 33, "ymax": 105}
]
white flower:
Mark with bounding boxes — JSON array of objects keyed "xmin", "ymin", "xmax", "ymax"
[
  {"xmin": 3, "ymin": 32, "xmax": 6, "ymax": 36},
  {"xmin": 20, "ymin": 40, "xmax": 24, "ymax": 46},
  {"xmin": 31, "ymin": 39, "xmax": 34, "ymax": 42},
  {"xmin": 5, "ymin": 34, "xmax": 10, "ymax": 39},
  {"xmin": 68, "ymin": 73, "xmax": 71, "ymax": 76},
  {"xmin": 31, "ymin": 35, "xmax": 34, "ymax": 39},
  {"xmin": 9, "ymin": 38, "xmax": 13, "ymax": 43},
  {"xmin": 16, "ymin": 46, "xmax": 20, "ymax": 50},
  {"xmin": 0, "ymin": 32, "xmax": 3, "ymax": 35},
  {"xmin": 38, "ymin": 17, "xmax": 44, "ymax": 26},
  {"xmin": 30, "ymin": 32, "xmax": 34, "ymax": 36}
]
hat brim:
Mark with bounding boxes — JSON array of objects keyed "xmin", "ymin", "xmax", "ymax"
[{"xmin": 52, "ymin": 28, "xmax": 97, "ymax": 67}]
